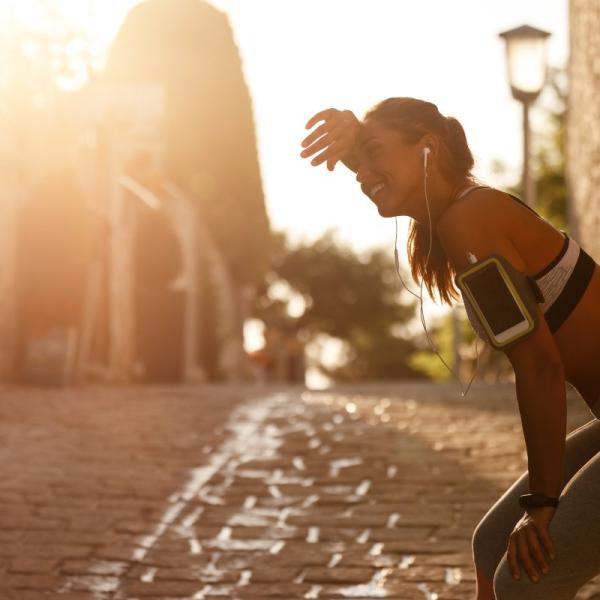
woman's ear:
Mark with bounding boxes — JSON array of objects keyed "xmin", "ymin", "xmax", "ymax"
[{"xmin": 420, "ymin": 134, "xmax": 439, "ymax": 160}]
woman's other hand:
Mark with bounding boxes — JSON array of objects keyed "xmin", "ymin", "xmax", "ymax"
[
  {"xmin": 506, "ymin": 506, "xmax": 557, "ymax": 584},
  {"xmin": 300, "ymin": 108, "xmax": 362, "ymax": 171}
]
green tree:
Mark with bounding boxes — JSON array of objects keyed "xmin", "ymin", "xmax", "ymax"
[
  {"xmin": 252, "ymin": 229, "xmax": 429, "ymax": 382},
  {"xmin": 409, "ymin": 309, "xmax": 514, "ymax": 383},
  {"xmin": 532, "ymin": 65, "xmax": 569, "ymax": 230},
  {"xmin": 0, "ymin": 0, "xmax": 96, "ymax": 174}
]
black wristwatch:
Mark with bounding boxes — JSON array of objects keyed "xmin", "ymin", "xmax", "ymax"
[{"xmin": 518, "ymin": 493, "xmax": 560, "ymax": 509}]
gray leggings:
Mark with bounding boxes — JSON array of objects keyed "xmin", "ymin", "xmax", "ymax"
[{"xmin": 472, "ymin": 401, "xmax": 600, "ymax": 599}]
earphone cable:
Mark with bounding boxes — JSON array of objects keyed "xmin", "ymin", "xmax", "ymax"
[{"xmin": 392, "ymin": 151, "xmax": 481, "ymax": 398}]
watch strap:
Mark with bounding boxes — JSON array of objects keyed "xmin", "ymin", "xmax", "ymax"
[{"xmin": 519, "ymin": 493, "xmax": 560, "ymax": 509}]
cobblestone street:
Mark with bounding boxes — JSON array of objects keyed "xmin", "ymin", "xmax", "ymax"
[{"xmin": 0, "ymin": 381, "xmax": 598, "ymax": 599}]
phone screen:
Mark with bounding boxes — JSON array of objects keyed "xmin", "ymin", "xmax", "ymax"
[{"xmin": 466, "ymin": 264, "xmax": 525, "ymax": 335}]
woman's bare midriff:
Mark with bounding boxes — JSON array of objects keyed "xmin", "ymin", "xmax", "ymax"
[{"xmin": 498, "ymin": 191, "xmax": 600, "ymax": 409}]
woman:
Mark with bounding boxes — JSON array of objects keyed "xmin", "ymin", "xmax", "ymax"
[{"xmin": 299, "ymin": 97, "xmax": 600, "ymax": 600}]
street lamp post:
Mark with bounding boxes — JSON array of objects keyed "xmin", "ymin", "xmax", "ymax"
[{"xmin": 499, "ymin": 25, "xmax": 551, "ymax": 210}]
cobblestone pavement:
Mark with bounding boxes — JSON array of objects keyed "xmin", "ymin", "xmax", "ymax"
[{"xmin": 0, "ymin": 381, "xmax": 598, "ymax": 599}]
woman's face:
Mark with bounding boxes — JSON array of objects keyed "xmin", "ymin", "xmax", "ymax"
[{"xmin": 355, "ymin": 119, "xmax": 424, "ymax": 218}]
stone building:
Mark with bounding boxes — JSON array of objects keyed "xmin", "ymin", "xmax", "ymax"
[{"xmin": 567, "ymin": 0, "xmax": 600, "ymax": 256}]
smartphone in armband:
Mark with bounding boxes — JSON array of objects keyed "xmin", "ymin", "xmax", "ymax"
[{"xmin": 454, "ymin": 254, "xmax": 544, "ymax": 350}]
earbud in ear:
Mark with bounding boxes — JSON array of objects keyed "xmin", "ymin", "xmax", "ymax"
[{"xmin": 423, "ymin": 146, "xmax": 431, "ymax": 169}]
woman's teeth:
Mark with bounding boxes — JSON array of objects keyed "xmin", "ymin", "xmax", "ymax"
[{"xmin": 370, "ymin": 183, "xmax": 386, "ymax": 197}]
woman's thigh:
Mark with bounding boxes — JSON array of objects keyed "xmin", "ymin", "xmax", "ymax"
[
  {"xmin": 493, "ymin": 447, "xmax": 600, "ymax": 599},
  {"xmin": 472, "ymin": 417, "xmax": 600, "ymax": 581}
]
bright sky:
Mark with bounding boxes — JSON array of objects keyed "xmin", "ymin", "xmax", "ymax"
[{"xmin": 4, "ymin": 0, "xmax": 567, "ymax": 246}]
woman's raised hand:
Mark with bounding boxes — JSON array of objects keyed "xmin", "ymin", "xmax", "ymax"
[{"xmin": 300, "ymin": 108, "xmax": 362, "ymax": 171}]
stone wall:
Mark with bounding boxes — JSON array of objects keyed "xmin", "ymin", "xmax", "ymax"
[{"xmin": 567, "ymin": 0, "xmax": 600, "ymax": 257}]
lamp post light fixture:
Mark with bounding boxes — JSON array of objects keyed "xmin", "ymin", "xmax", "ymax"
[{"xmin": 499, "ymin": 24, "xmax": 551, "ymax": 209}]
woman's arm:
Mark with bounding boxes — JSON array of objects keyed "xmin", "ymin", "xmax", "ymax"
[
  {"xmin": 340, "ymin": 148, "xmax": 360, "ymax": 173},
  {"xmin": 513, "ymin": 361, "xmax": 566, "ymax": 499},
  {"xmin": 437, "ymin": 191, "xmax": 567, "ymax": 499}
]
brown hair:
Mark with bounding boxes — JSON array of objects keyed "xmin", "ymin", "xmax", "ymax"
[{"xmin": 363, "ymin": 97, "xmax": 483, "ymax": 306}]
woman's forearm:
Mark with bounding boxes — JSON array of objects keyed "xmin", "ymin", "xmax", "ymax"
[
  {"xmin": 514, "ymin": 369, "xmax": 567, "ymax": 498},
  {"xmin": 341, "ymin": 147, "xmax": 360, "ymax": 173}
]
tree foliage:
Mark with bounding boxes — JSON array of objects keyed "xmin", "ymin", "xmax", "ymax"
[
  {"xmin": 532, "ymin": 65, "xmax": 569, "ymax": 230},
  {"xmin": 252, "ymin": 229, "xmax": 430, "ymax": 382}
]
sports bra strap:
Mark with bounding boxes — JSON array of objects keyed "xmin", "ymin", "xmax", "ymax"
[{"xmin": 455, "ymin": 184, "xmax": 489, "ymax": 200}]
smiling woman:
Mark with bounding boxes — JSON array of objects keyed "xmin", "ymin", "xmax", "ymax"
[
  {"xmin": 300, "ymin": 96, "xmax": 600, "ymax": 600},
  {"xmin": 301, "ymin": 99, "xmax": 485, "ymax": 306}
]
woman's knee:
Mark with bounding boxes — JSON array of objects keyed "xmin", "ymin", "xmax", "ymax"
[
  {"xmin": 471, "ymin": 489, "xmax": 527, "ymax": 575},
  {"xmin": 492, "ymin": 555, "xmax": 594, "ymax": 600},
  {"xmin": 472, "ymin": 513, "xmax": 505, "ymax": 579},
  {"xmin": 493, "ymin": 560, "xmax": 548, "ymax": 600}
]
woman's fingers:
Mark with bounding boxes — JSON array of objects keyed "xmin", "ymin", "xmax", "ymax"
[
  {"xmin": 301, "ymin": 114, "xmax": 349, "ymax": 150},
  {"xmin": 535, "ymin": 521, "xmax": 557, "ymax": 562},
  {"xmin": 301, "ymin": 123, "xmax": 348, "ymax": 158},
  {"xmin": 325, "ymin": 135, "xmax": 356, "ymax": 170},
  {"xmin": 309, "ymin": 134, "xmax": 353, "ymax": 168},
  {"xmin": 305, "ymin": 108, "xmax": 337, "ymax": 131},
  {"xmin": 517, "ymin": 532, "xmax": 540, "ymax": 582},
  {"xmin": 525, "ymin": 526, "xmax": 550, "ymax": 575},
  {"xmin": 507, "ymin": 538, "xmax": 520, "ymax": 580},
  {"xmin": 301, "ymin": 130, "xmax": 336, "ymax": 158},
  {"xmin": 301, "ymin": 122, "xmax": 332, "ymax": 150},
  {"xmin": 301, "ymin": 108, "xmax": 360, "ymax": 170},
  {"xmin": 309, "ymin": 144, "xmax": 335, "ymax": 166}
]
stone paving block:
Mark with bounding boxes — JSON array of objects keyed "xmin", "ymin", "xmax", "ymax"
[
  {"xmin": 60, "ymin": 559, "xmax": 129, "ymax": 576},
  {"xmin": 7, "ymin": 544, "xmax": 92, "ymax": 561},
  {"xmin": 1, "ymin": 574, "xmax": 63, "ymax": 589},
  {"xmin": 303, "ymin": 566, "xmax": 375, "ymax": 583},
  {"xmin": 124, "ymin": 579, "xmax": 204, "ymax": 595},
  {"xmin": 58, "ymin": 574, "xmax": 120, "ymax": 594},
  {"xmin": 233, "ymin": 582, "xmax": 315, "ymax": 597},
  {"xmin": 247, "ymin": 566, "xmax": 300, "ymax": 582},
  {"xmin": 8, "ymin": 557, "xmax": 59, "ymax": 574},
  {"xmin": 133, "ymin": 549, "xmax": 209, "ymax": 569},
  {"xmin": 92, "ymin": 546, "xmax": 154, "ymax": 564},
  {"xmin": 151, "ymin": 565, "xmax": 229, "ymax": 582}
]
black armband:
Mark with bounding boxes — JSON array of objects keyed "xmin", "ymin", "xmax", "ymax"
[{"xmin": 455, "ymin": 254, "xmax": 545, "ymax": 350}]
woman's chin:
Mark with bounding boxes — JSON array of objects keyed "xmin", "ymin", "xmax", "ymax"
[{"xmin": 376, "ymin": 202, "xmax": 398, "ymax": 217}]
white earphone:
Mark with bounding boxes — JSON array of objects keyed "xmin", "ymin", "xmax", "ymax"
[{"xmin": 423, "ymin": 146, "xmax": 431, "ymax": 168}]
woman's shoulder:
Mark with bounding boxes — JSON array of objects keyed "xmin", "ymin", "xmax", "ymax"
[
  {"xmin": 436, "ymin": 185, "xmax": 514, "ymax": 239},
  {"xmin": 437, "ymin": 185, "xmax": 565, "ymax": 277},
  {"xmin": 437, "ymin": 184, "xmax": 563, "ymax": 239}
]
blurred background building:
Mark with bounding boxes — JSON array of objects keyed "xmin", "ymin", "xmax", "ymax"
[
  {"xmin": 0, "ymin": 0, "xmax": 273, "ymax": 385},
  {"xmin": 567, "ymin": 0, "xmax": 600, "ymax": 258}
]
